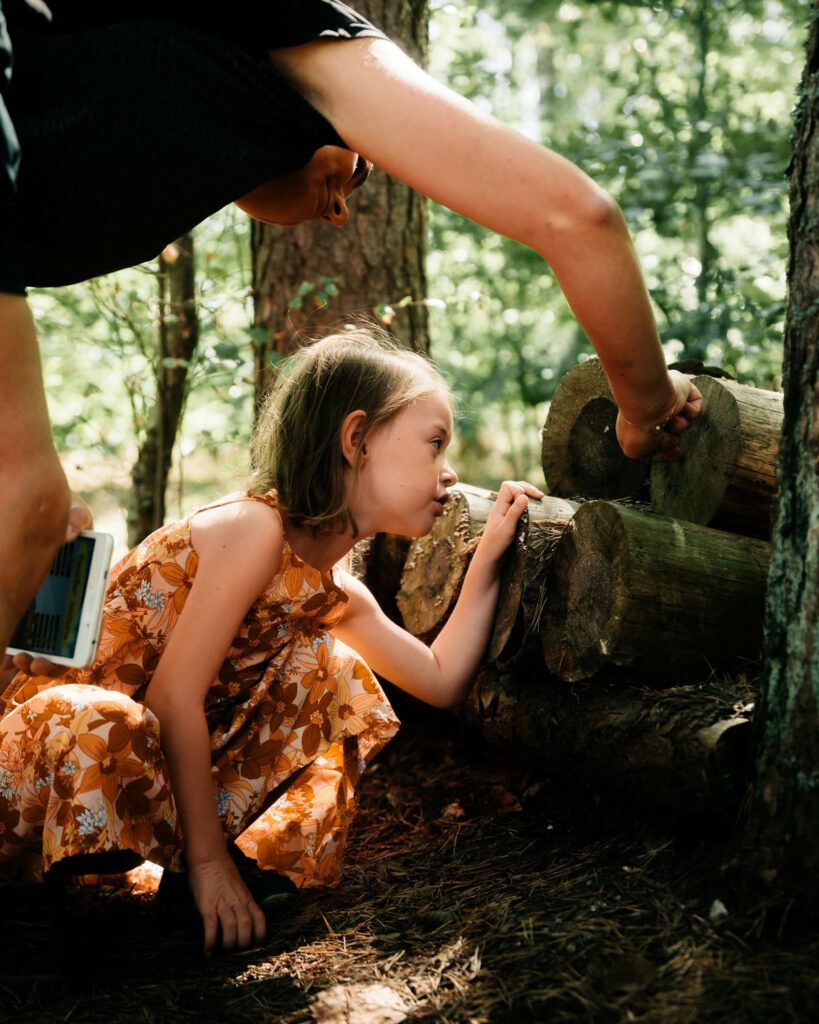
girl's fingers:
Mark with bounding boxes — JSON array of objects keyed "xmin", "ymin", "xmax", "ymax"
[
  {"xmin": 203, "ymin": 908, "xmax": 219, "ymax": 957},
  {"xmin": 250, "ymin": 901, "xmax": 267, "ymax": 944}
]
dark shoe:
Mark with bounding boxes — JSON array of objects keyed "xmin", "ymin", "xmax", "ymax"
[
  {"xmin": 155, "ymin": 848, "xmax": 297, "ymax": 920},
  {"xmin": 227, "ymin": 844, "xmax": 298, "ymax": 911}
]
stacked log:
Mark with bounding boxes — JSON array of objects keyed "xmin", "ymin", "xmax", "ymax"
[
  {"xmin": 396, "ymin": 484, "xmax": 576, "ymax": 647},
  {"xmin": 540, "ymin": 358, "xmax": 649, "ymax": 500},
  {"xmin": 365, "ymin": 360, "xmax": 780, "ymax": 818},
  {"xmin": 649, "ymin": 375, "xmax": 783, "ymax": 538},
  {"xmin": 540, "ymin": 500, "xmax": 770, "ymax": 682}
]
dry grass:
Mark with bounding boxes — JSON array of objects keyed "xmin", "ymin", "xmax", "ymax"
[{"xmin": 1, "ymin": 708, "xmax": 818, "ymax": 1024}]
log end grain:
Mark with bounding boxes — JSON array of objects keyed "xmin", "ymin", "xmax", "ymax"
[
  {"xmin": 649, "ymin": 374, "xmax": 742, "ymax": 525},
  {"xmin": 541, "ymin": 358, "xmax": 648, "ymax": 499},
  {"xmin": 397, "ymin": 489, "xmax": 472, "ymax": 636}
]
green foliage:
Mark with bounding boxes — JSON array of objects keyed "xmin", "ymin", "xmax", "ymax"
[
  {"xmin": 428, "ymin": 0, "xmax": 804, "ymax": 483},
  {"xmin": 36, "ymin": 1, "xmax": 804, "ymax": 507},
  {"xmin": 33, "ymin": 205, "xmax": 258, "ymax": 501}
]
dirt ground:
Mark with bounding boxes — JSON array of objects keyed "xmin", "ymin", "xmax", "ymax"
[{"xmin": 2, "ymin": 704, "xmax": 818, "ymax": 1024}]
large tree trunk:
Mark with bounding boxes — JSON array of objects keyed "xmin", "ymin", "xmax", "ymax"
[
  {"xmin": 251, "ymin": 0, "xmax": 430, "ymax": 409},
  {"xmin": 127, "ymin": 233, "xmax": 198, "ymax": 546},
  {"xmin": 741, "ymin": 8, "xmax": 819, "ymax": 899},
  {"xmin": 541, "ymin": 501, "xmax": 771, "ymax": 683}
]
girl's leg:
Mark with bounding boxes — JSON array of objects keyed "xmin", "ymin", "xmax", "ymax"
[
  {"xmin": 227, "ymin": 634, "xmax": 399, "ymax": 890},
  {"xmin": 0, "ymin": 683, "xmax": 181, "ymax": 885}
]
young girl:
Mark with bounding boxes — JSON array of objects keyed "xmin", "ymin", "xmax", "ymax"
[{"xmin": 0, "ymin": 330, "xmax": 543, "ymax": 955}]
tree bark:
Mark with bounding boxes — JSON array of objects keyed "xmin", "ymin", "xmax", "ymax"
[
  {"xmin": 740, "ymin": 6, "xmax": 819, "ymax": 899},
  {"xmin": 250, "ymin": 0, "xmax": 430, "ymax": 409},
  {"xmin": 650, "ymin": 375, "xmax": 783, "ymax": 538},
  {"xmin": 541, "ymin": 500, "xmax": 771, "ymax": 683},
  {"xmin": 127, "ymin": 233, "xmax": 198, "ymax": 546},
  {"xmin": 541, "ymin": 357, "xmax": 650, "ymax": 500},
  {"xmin": 463, "ymin": 645, "xmax": 754, "ymax": 818}
]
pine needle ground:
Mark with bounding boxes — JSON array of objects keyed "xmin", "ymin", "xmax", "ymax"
[{"xmin": 1, "ymin": 707, "xmax": 817, "ymax": 1024}]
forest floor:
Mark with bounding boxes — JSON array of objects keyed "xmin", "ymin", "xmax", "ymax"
[{"xmin": 2, "ymin": 703, "xmax": 818, "ymax": 1024}]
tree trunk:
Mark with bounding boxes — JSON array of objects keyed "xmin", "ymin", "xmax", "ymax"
[
  {"xmin": 541, "ymin": 358, "xmax": 650, "ymax": 500},
  {"xmin": 541, "ymin": 501, "xmax": 771, "ymax": 683},
  {"xmin": 251, "ymin": 0, "xmax": 430, "ymax": 409},
  {"xmin": 396, "ymin": 485, "xmax": 576, "ymax": 643},
  {"xmin": 127, "ymin": 233, "xmax": 198, "ymax": 546},
  {"xmin": 740, "ymin": 7, "xmax": 819, "ymax": 899},
  {"xmin": 463, "ymin": 645, "xmax": 754, "ymax": 818},
  {"xmin": 649, "ymin": 375, "xmax": 783, "ymax": 538}
]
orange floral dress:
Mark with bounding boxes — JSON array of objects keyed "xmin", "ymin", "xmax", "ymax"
[{"xmin": 0, "ymin": 491, "xmax": 400, "ymax": 888}]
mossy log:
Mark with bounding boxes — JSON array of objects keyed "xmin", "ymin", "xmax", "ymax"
[
  {"xmin": 397, "ymin": 484, "xmax": 576, "ymax": 643},
  {"xmin": 541, "ymin": 500, "xmax": 771, "ymax": 683},
  {"xmin": 463, "ymin": 647, "xmax": 754, "ymax": 817},
  {"xmin": 649, "ymin": 374, "xmax": 783, "ymax": 537},
  {"xmin": 541, "ymin": 358, "xmax": 650, "ymax": 500}
]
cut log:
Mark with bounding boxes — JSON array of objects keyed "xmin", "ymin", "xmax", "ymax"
[
  {"xmin": 396, "ymin": 484, "xmax": 494, "ymax": 640},
  {"xmin": 541, "ymin": 500, "xmax": 771, "ymax": 683},
  {"xmin": 487, "ymin": 512, "xmax": 575, "ymax": 664},
  {"xmin": 463, "ymin": 647, "xmax": 755, "ymax": 817},
  {"xmin": 649, "ymin": 374, "xmax": 783, "ymax": 537},
  {"xmin": 397, "ymin": 485, "xmax": 576, "ymax": 642},
  {"xmin": 541, "ymin": 358, "xmax": 649, "ymax": 499}
]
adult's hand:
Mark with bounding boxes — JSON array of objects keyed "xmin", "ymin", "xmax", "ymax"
[
  {"xmin": 616, "ymin": 371, "xmax": 703, "ymax": 463},
  {"xmin": 1, "ymin": 496, "xmax": 94, "ymax": 677}
]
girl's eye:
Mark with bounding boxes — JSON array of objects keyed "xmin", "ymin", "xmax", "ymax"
[{"xmin": 431, "ymin": 439, "xmax": 442, "ymax": 450}]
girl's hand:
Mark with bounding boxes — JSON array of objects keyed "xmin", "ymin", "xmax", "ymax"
[
  {"xmin": 1, "ymin": 496, "xmax": 95, "ymax": 678},
  {"xmin": 476, "ymin": 480, "xmax": 545, "ymax": 569},
  {"xmin": 616, "ymin": 371, "xmax": 703, "ymax": 463},
  {"xmin": 188, "ymin": 854, "xmax": 267, "ymax": 956}
]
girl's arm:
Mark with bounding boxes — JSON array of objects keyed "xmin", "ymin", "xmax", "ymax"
[
  {"xmin": 270, "ymin": 37, "xmax": 701, "ymax": 461},
  {"xmin": 143, "ymin": 499, "xmax": 283, "ymax": 956},
  {"xmin": 333, "ymin": 481, "xmax": 541, "ymax": 708}
]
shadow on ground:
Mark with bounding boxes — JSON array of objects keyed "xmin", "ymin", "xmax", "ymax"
[{"xmin": 2, "ymin": 707, "xmax": 818, "ymax": 1024}]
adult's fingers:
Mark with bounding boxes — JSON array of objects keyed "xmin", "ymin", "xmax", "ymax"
[
  {"xmin": 10, "ymin": 652, "xmax": 66, "ymax": 677},
  {"xmin": 66, "ymin": 497, "xmax": 93, "ymax": 542}
]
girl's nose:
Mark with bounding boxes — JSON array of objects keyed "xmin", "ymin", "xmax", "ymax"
[
  {"xmin": 323, "ymin": 190, "xmax": 349, "ymax": 227},
  {"xmin": 442, "ymin": 461, "xmax": 458, "ymax": 486}
]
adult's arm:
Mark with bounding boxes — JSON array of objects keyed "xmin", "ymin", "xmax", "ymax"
[
  {"xmin": 270, "ymin": 37, "xmax": 701, "ymax": 459},
  {"xmin": 0, "ymin": 294, "xmax": 71, "ymax": 656}
]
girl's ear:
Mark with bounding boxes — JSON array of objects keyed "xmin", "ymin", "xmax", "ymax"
[{"xmin": 340, "ymin": 409, "xmax": 369, "ymax": 467}]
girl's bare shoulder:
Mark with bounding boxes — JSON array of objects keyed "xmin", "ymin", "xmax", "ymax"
[{"xmin": 190, "ymin": 497, "xmax": 284, "ymax": 575}]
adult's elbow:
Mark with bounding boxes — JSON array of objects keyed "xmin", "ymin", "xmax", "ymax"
[{"xmin": 529, "ymin": 181, "xmax": 623, "ymax": 255}]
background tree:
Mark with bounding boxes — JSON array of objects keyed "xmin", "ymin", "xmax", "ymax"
[
  {"xmin": 741, "ymin": 3, "xmax": 819, "ymax": 899},
  {"xmin": 251, "ymin": 0, "xmax": 431, "ymax": 410},
  {"xmin": 127, "ymin": 232, "xmax": 199, "ymax": 546}
]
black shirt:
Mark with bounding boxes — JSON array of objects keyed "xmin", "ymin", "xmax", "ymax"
[{"xmin": 0, "ymin": 1, "xmax": 386, "ymax": 289}]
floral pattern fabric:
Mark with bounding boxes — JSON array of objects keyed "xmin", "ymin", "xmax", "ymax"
[{"xmin": 0, "ymin": 491, "xmax": 400, "ymax": 888}]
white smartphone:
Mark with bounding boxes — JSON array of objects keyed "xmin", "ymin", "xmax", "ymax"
[{"xmin": 7, "ymin": 530, "xmax": 114, "ymax": 668}]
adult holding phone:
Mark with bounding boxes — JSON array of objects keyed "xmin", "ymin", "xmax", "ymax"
[{"xmin": 0, "ymin": 0, "xmax": 702, "ymax": 671}]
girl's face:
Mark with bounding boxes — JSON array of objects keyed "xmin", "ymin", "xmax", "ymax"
[
  {"xmin": 234, "ymin": 146, "xmax": 371, "ymax": 227},
  {"xmin": 354, "ymin": 390, "xmax": 458, "ymax": 538}
]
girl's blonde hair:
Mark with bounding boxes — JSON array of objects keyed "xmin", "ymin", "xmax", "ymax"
[{"xmin": 249, "ymin": 328, "xmax": 450, "ymax": 535}]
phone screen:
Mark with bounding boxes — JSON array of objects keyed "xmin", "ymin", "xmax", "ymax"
[{"xmin": 9, "ymin": 536, "xmax": 97, "ymax": 659}]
